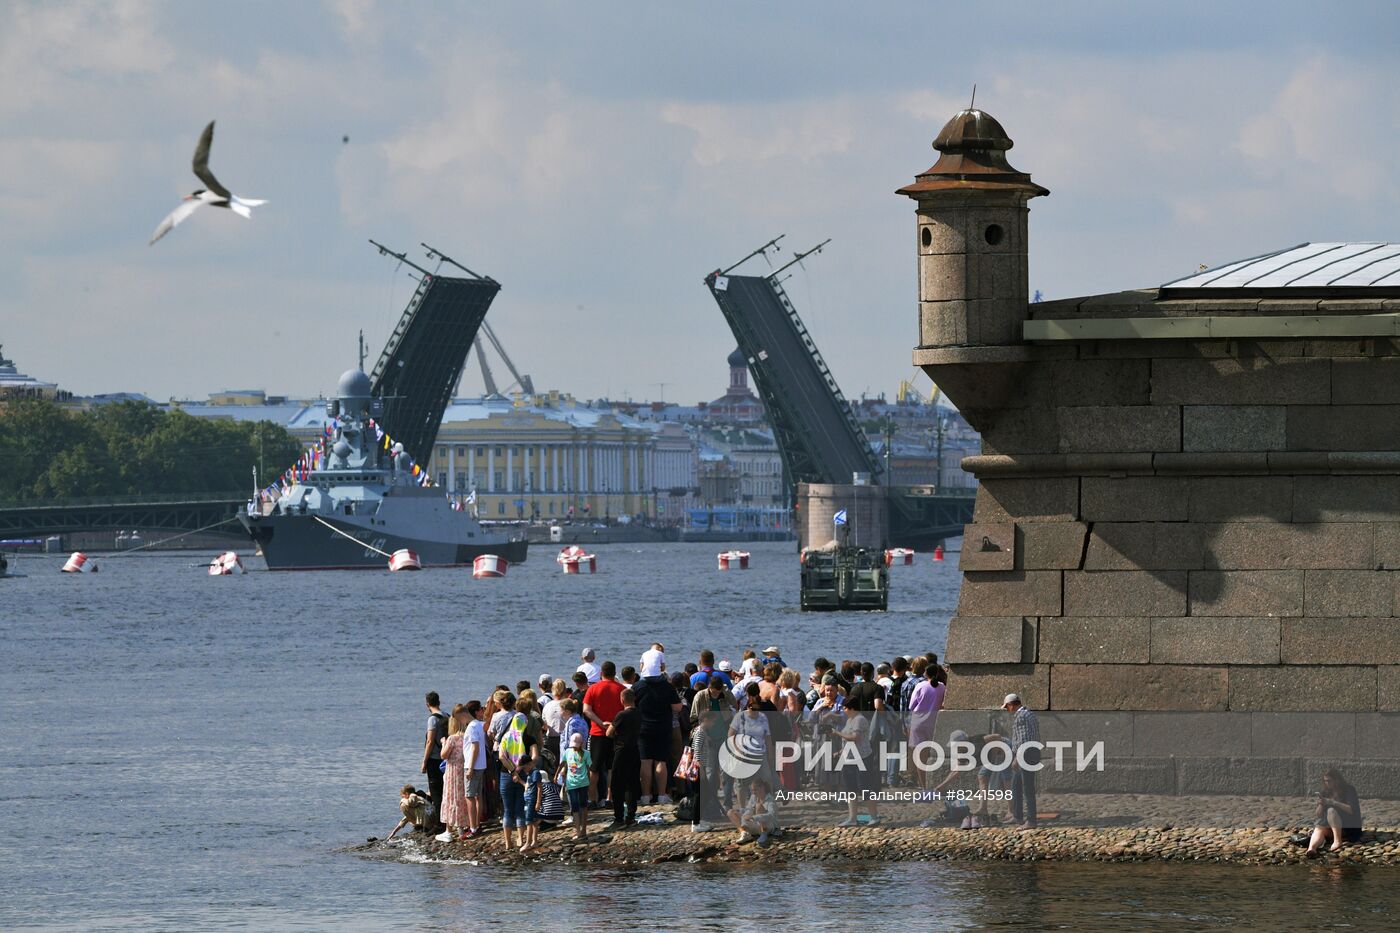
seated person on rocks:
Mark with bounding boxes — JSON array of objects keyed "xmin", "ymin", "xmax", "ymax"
[
  {"xmin": 727, "ymin": 775, "xmax": 779, "ymax": 847},
  {"xmin": 389, "ymin": 785, "xmax": 434, "ymax": 839},
  {"xmin": 929, "ymin": 730, "xmax": 1006, "ymax": 829},
  {"xmin": 1307, "ymin": 767, "xmax": 1363, "ymax": 855}
]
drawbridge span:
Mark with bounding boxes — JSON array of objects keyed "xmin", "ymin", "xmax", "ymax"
[
  {"xmin": 704, "ymin": 238, "xmax": 973, "ymax": 548},
  {"xmin": 368, "ymin": 241, "xmax": 501, "ymax": 466}
]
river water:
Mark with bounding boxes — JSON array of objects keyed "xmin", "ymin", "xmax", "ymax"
[{"xmin": 1, "ymin": 542, "xmax": 1396, "ymax": 930}]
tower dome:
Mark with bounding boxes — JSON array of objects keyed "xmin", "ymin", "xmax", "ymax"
[
  {"xmin": 337, "ymin": 368, "xmax": 372, "ymax": 399},
  {"xmin": 933, "ymin": 108, "xmax": 1014, "ymax": 152},
  {"xmin": 897, "ymin": 108, "xmax": 1048, "ymax": 198},
  {"xmin": 727, "ymin": 348, "xmax": 746, "ymax": 368}
]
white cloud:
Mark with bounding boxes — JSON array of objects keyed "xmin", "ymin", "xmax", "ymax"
[{"xmin": 2, "ymin": 3, "xmax": 1399, "ymax": 404}]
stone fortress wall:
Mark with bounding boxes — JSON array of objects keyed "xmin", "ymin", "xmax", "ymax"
[{"xmin": 902, "ymin": 107, "xmax": 1400, "ymax": 797}]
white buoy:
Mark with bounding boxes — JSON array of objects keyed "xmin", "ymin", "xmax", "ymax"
[
  {"xmin": 717, "ymin": 549, "xmax": 750, "ymax": 570},
  {"xmin": 208, "ymin": 551, "xmax": 245, "ymax": 575},
  {"xmin": 62, "ymin": 551, "xmax": 97, "ymax": 573},
  {"xmin": 556, "ymin": 545, "xmax": 596, "ymax": 574},
  {"xmin": 388, "ymin": 548, "xmax": 422, "ymax": 571},
  {"xmin": 472, "ymin": 554, "xmax": 508, "ymax": 578},
  {"xmin": 884, "ymin": 548, "xmax": 915, "ymax": 566}
]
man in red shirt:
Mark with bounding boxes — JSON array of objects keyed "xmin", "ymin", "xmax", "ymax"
[{"xmin": 583, "ymin": 660, "xmax": 625, "ymax": 808}]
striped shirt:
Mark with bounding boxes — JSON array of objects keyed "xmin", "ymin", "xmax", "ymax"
[{"xmin": 1010, "ymin": 706, "xmax": 1040, "ymax": 750}]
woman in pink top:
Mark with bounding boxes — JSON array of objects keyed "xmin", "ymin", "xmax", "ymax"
[
  {"xmin": 435, "ymin": 705, "xmax": 469, "ymax": 841},
  {"xmin": 906, "ymin": 667, "xmax": 946, "ymax": 790}
]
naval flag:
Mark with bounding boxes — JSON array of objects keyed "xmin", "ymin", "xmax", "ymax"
[{"xmin": 833, "ymin": 509, "xmax": 847, "ymax": 526}]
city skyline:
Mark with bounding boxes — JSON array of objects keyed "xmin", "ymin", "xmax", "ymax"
[{"xmin": 3, "ymin": 2, "xmax": 1397, "ymax": 401}]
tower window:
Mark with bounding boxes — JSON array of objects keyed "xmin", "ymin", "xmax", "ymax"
[
  {"xmin": 984, "ymin": 224, "xmax": 1004, "ymax": 246},
  {"xmin": 921, "ymin": 226, "xmax": 932, "ymax": 248}
]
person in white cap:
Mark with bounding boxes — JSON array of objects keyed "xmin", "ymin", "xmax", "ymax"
[
  {"xmin": 577, "ymin": 648, "xmax": 601, "ymax": 684},
  {"xmin": 633, "ymin": 643, "xmax": 682, "ymax": 804},
  {"xmin": 1002, "ymin": 693, "xmax": 1040, "ymax": 830}
]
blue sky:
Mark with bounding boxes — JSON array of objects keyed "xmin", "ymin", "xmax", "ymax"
[{"xmin": 3, "ymin": 1, "xmax": 1397, "ymax": 403}]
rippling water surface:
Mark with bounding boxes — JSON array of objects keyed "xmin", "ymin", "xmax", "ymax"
[{"xmin": 2, "ymin": 542, "xmax": 1396, "ymax": 930}]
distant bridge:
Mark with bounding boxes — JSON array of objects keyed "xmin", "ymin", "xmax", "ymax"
[
  {"xmin": 704, "ymin": 237, "xmax": 975, "ymax": 549},
  {"xmin": 0, "ymin": 492, "xmax": 246, "ymax": 537}
]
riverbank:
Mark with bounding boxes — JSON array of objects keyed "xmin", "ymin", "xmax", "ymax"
[{"xmin": 357, "ymin": 791, "xmax": 1400, "ymax": 868}]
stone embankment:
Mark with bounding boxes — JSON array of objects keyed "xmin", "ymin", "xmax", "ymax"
[{"xmin": 356, "ymin": 793, "xmax": 1400, "ymax": 868}]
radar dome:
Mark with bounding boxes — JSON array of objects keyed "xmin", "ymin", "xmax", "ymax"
[{"xmin": 338, "ymin": 369, "xmax": 372, "ymax": 399}]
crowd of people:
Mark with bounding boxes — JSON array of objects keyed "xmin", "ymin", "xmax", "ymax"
[
  {"xmin": 391, "ymin": 642, "xmax": 1034, "ymax": 850},
  {"xmin": 389, "ymin": 643, "xmax": 1372, "ymax": 854}
]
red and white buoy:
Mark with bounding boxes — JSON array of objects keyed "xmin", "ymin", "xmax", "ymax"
[
  {"xmin": 556, "ymin": 545, "xmax": 596, "ymax": 574},
  {"xmin": 884, "ymin": 548, "xmax": 915, "ymax": 566},
  {"xmin": 388, "ymin": 548, "xmax": 422, "ymax": 571},
  {"xmin": 717, "ymin": 549, "xmax": 750, "ymax": 570},
  {"xmin": 933, "ymin": 544, "xmax": 945, "ymax": 562},
  {"xmin": 208, "ymin": 551, "xmax": 245, "ymax": 575},
  {"xmin": 62, "ymin": 551, "xmax": 97, "ymax": 573},
  {"xmin": 472, "ymin": 554, "xmax": 508, "ymax": 578}
]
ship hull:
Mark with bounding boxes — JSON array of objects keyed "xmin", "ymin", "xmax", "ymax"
[{"xmin": 238, "ymin": 512, "xmax": 529, "ymax": 570}]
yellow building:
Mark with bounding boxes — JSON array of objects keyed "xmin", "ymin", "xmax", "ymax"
[{"xmin": 429, "ymin": 396, "xmax": 660, "ymax": 521}]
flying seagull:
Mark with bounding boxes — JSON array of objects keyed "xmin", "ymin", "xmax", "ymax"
[{"xmin": 149, "ymin": 121, "xmax": 267, "ymax": 245}]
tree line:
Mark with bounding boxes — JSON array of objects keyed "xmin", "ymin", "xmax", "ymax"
[{"xmin": 0, "ymin": 399, "xmax": 301, "ymax": 501}]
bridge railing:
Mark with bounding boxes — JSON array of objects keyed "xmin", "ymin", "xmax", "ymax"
[{"xmin": 0, "ymin": 490, "xmax": 250, "ymax": 510}]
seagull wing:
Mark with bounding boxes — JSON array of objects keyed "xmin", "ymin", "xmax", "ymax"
[
  {"xmin": 149, "ymin": 198, "xmax": 205, "ymax": 245},
  {"xmin": 191, "ymin": 120, "xmax": 231, "ymax": 199}
]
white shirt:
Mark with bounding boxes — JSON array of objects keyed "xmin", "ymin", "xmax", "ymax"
[
  {"xmin": 542, "ymin": 698, "xmax": 567, "ymax": 736},
  {"xmin": 577, "ymin": 661, "xmax": 601, "ymax": 684},
  {"xmin": 732, "ymin": 674, "xmax": 763, "ymax": 705},
  {"xmin": 465, "ymin": 719, "xmax": 488, "ymax": 769}
]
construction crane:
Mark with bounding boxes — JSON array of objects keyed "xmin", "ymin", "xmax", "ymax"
[
  {"xmin": 461, "ymin": 322, "xmax": 535, "ymax": 397},
  {"xmin": 473, "ymin": 339, "xmax": 500, "ymax": 396},
  {"xmin": 479, "ymin": 321, "xmax": 534, "ymax": 395},
  {"xmin": 897, "ymin": 378, "xmax": 942, "ymax": 407}
]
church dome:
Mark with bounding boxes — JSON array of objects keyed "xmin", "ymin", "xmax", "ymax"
[{"xmin": 727, "ymin": 348, "xmax": 747, "ymax": 368}]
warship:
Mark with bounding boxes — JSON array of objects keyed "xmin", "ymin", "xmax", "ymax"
[{"xmin": 239, "ymin": 368, "xmax": 528, "ymax": 570}]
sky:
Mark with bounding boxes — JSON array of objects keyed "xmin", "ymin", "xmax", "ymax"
[{"xmin": 3, "ymin": 1, "xmax": 1398, "ymax": 404}]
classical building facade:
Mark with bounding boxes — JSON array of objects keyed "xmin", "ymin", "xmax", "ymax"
[{"xmin": 429, "ymin": 397, "xmax": 662, "ymax": 521}]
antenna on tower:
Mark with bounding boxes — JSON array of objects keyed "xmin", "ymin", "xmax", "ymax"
[
  {"xmin": 358, "ymin": 329, "xmax": 366, "ymax": 370},
  {"xmin": 969, "ymin": 84, "xmax": 977, "ymax": 109}
]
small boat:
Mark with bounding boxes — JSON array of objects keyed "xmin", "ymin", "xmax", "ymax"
[
  {"xmin": 884, "ymin": 547, "xmax": 915, "ymax": 566},
  {"xmin": 208, "ymin": 551, "xmax": 246, "ymax": 575},
  {"xmin": 717, "ymin": 549, "xmax": 750, "ymax": 570},
  {"xmin": 62, "ymin": 551, "xmax": 98, "ymax": 573},
  {"xmin": 556, "ymin": 545, "xmax": 596, "ymax": 574},
  {"xmin": 472, "ymin": 554, "xmax": 508, "ymax": 578}
]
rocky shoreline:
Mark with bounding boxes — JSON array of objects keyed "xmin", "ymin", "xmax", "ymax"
[{"xmin": 355, "ymin": 792, "xmax": 1400, "ymax": 868}]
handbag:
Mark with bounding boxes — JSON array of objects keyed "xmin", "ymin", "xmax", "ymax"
[{"xmin": 676, "ymin": 745, "xmax": 700, "ymax": 781}]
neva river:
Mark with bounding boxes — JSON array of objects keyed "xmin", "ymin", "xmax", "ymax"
[{"xmin": 2, "ymin": 542, "xmax": 1395, "ymax": 930}]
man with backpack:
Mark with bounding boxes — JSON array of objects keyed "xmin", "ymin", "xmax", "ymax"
[{"xmin": 420, "ymin": 691, "xmax": 450, "ymax": 832}]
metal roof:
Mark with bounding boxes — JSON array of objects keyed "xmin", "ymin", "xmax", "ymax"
[{"xmin": 1161, "ymin": 242, "xmax": 1400, "ymax": 296}]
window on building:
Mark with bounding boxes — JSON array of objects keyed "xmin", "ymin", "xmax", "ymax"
[
  {"xmin": 494, "ymin": 471, "xmax": 503, "ymax": 488},
  {"xmin": 498, "ymin": 501, "xmax": 505, "ymax": 515},
  {"xmin": 477, "ymin": 447, "xmax": 485, "ymax": 457},
  {"xmin": 437, "ymin": 472, "xmax": 446, "ymax": 487},
  {"xmin": 455, "ymin": 472, "xmax": 466, "ymax": 489},
  {"xmin": 548, "ymin": 502, "xmax": 555, "ymax": 515},
  {"xmin": 456, "ymin": 446, "xmax": 465, "ymax": 456},
  {"xmin": 495, "ymin": 447, "xmax": 503, "ymax": 456}
]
